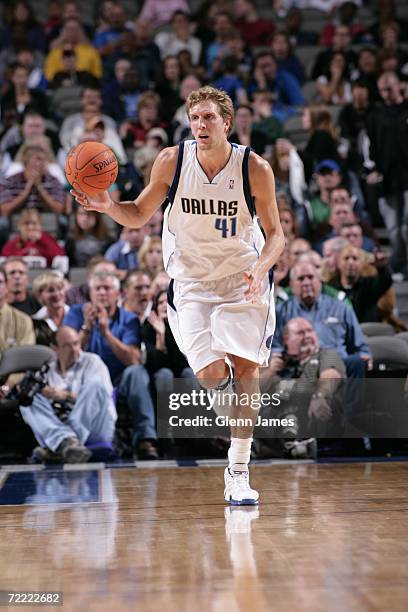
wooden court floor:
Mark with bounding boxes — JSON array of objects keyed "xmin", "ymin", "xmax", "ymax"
[{"xmin": 0, "ymin": 461, "xmax": 407, "ymax": 612}]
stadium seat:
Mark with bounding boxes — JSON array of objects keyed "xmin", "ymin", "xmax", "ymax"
[{"xmin": 360, "ymin": 322, "xmax": 396, "ymax": 337}]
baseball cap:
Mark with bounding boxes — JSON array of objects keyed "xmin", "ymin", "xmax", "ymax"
[{"xmin": 315, "ymin": 159, "xmax": 341, "ymax": 173}]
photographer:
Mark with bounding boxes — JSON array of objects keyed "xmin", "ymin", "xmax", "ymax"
[
  {"xmin": 19, "ymin": 326, "xmax": 116, "ymax": 464},
  {"xmin": 260, "ymin": 317, "xmax": 345, "ymax": 457}
]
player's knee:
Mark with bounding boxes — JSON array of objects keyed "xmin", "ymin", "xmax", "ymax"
[{"xmin": 196, "ymin": 360, "xmax": 228, "ymax": 389}]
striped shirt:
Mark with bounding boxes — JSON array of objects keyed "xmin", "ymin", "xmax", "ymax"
[{"xmin": 0, "ymin": 172, "xmax": 65, "ymax": 212}]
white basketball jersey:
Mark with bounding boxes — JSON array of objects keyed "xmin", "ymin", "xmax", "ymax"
[{"xmin": 162, "ymin": 140, "xmax": 265, "ymax": 282}]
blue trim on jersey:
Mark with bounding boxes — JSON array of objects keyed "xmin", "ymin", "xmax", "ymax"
[
  {"xmin": 268, "ymin": 268, "xmax": 274, "ymax": 288},
  {"xmin": 257, "ymin": 273, "xmax": 275, "ymax": 362},
  {"xmin": 167, "ymin": 279, "xmax": 176, "ymax": 312},
  {"xmin": 167, "ymin": 141, "xmax": 185, "ymax": 204},
  {"xmin": 242, "ymin": 147, "xmax": 255, "ymax": 218}
]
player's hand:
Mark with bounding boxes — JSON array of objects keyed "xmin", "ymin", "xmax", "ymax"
[
  {"xmin": 243, "ymin": 264, "xmax": 264, "ymax": 303},
  {"xmin": 70, "ymin": 189, "xmax": 113, "ymax": 214}
]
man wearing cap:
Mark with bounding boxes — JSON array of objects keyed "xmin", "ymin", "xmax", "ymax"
[{"xmin": 308, "ymin": 159, "xmax": 343, "ymax": 229}]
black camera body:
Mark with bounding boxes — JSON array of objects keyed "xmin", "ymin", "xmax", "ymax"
[{"xmin": 16, "ymin": 363, "xmax": 50, "ymax": 406}]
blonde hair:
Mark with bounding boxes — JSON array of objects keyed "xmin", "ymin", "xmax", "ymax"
[
  {"xmin": 16, "ymin": 136, "xmax": 56, "ymax": 164},
  {"xmin": 186, "ymin": 86, "xmax": 234, "ymax": 136},
  {"xmin": 32, "ymin": 271, "xmax": 65, "ymax": 299},
  {"xmin": 138, "ymin": 236, "xmax": 163, "ymax": 271}
]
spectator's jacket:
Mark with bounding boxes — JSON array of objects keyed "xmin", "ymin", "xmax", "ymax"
[
  {"xmin": 330, "ymin": 267, "xmax": 393, "ymax": 323},
  {"xmin": 276, "ymin": 284, "xmax": 353, "ymax": 308}
]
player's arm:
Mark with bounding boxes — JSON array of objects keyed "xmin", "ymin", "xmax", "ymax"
[
  {"xmin": 244, "ymin": 153, "xmax": 285, "ymax": 301},
  {"xmin": 70, "ymin": 147, "xmax": 178, "ymax": 228}
]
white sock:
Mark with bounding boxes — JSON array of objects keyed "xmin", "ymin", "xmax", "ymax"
[{"xmin": 228, "ymin": 437, "xmax": 252, "ymax": 471}]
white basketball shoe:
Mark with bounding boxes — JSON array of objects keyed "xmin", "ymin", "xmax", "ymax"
[{"xmin": 224, "ymin": 467, "xmax": 259, "ymax": 506}]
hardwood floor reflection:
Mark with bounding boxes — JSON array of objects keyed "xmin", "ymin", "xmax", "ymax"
[{"xmin": 0, "ymin": 462, "xmax": 407, "ymax": 611}]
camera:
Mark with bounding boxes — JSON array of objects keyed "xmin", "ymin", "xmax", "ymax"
[{"xmin": 16, "ymin": 363, "xmax": 50, "ymax": 406}]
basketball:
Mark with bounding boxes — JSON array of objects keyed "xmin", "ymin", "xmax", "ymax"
[{"xmin": 65, "ymin": 141, "xmax": 118, "ymax": 197}]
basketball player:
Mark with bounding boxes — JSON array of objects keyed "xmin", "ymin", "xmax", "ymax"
[{"xmin": 71, "ymin": 86, "xmax": 285, "ymax": 505}]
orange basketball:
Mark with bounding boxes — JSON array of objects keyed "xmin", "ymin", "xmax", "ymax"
[{"xmin": 65, "ymin": 141, "xmax": 119, "ymax": 197}]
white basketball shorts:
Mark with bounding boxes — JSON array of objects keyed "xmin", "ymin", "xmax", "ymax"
[{"xmin": 167, "ymin": 270, "xmax": 276, "ymax": 374}]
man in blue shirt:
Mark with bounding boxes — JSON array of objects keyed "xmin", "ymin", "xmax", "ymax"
[
  {"xmin": 247, "ymin": 51, "xmax": 304, "ymax": 121},
  {"xmin": 64, "ymin": 271, "xmax": 158, "ymax": 459},
  {"xmin": 104, "ymin": 226, "xmax": 147, "ymax": 278},
  {"xmin": 272, "ymin": 262, "xmax": 371, "ymax": 378}
]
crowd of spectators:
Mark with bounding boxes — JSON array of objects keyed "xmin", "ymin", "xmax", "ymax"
[{"xmin": 1, "ymin": 0, "xmax": 408, "ymax": 462}]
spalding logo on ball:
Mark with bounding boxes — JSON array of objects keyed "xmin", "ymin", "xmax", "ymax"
[{"xmin": 65, "ymin": 141, "xmax": 119, "ymax": 197}]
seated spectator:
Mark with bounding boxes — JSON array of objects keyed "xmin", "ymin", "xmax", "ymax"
[
  {"xmin": 145, "ymin": 207, "xmax": 163, "ymax": 237},
  {"xmin": 271, "ymin": 30, "xmax": 305, "ymax": 85},
  {"xmin": 0, "ymin": 145, "xmax": 66, "ymax": 245},
  {"xmin": 1, "ymin": 63, "xmax": 49, "ymax": 121},
  {"xmin": 350, "ymin": 48, "xmax": 378, "ymax": 99},
  {"xmin": 64, "ymin": 272, "xmax": 158, "ymax": 459},
  {"xmin": 139, "ymin": 0, "xmax": 189, "ymax": 30},
  {"xmin": 0, "ymin": 0, "xmax": 47, "ymax": 53},
  {"xmin": 267, "ymin": 139, "xmax": 307, "ymax": 220},
  {"xmin": 142, "ymin": 289, "xmax": 195, "ymax": 392},
  {"xmin": 2, "ymin": 257, "xmax": 41, "ymax": 315},
  {"xmin": 328, "ymin": 244, "xmax": 393, "ymax": 322},
  {"xmin": 4, "ymin": 136, "xmax": 67, "ymax": 187},
  {"xmin": 277, "ymin": 193, "xmax": 299, "ymax": 242},
  {"xmin": 65, "ymin": 256, "xmax": 118, "ymax": 306},
  {"xmin": 102, "ymin": 60, "xmax": 144, "ymax": 124},
  {"xmin": 311, "ymin": 25, "xmax": 357, "ymax": 81},
  {"xmin": 65, "ymin": 206, "xmax": 114, "ymax": 267},
  {"xmin": 0, "ymin": 111, "xmax": 63, "ymax": 172},
  {"xmin": 378, "ymin": 20, "xmax": 408, "ymax": 74},
  {"xmin": 122, "ymin": 270, "xmax": 153, "ymax": 323},
  {"xmin": 20, "ymin": 326, "xmax": 116, "ymax": 464},
  {"xmin": 234, "ymin": 0, "xmax": 275, "ymax": 47},
  {"xmin": 288, "ymin": 237, "xmax": 311, "ymax": 268},
  {"xmin": 251, "ymin": 90, "xmax": 284, "ymax": 145},
  {"xmin": 284, "ymin": 7, "xmax": 318, "ymax": 47},
  {"xmin": 307, "ymin": 160, "xmax": 344, "ymax": 228},
  {"xmin": 138, "ymin": 236, "xmax": 164, "ymax": 279},
  {"xmin": 313, "ymin": 186, "xmax": 374, "ymax": 252},
  {"xmin": 272, "ymin": 262, "xmax": 371, "ymax": 378},
  {"xmin": 105, "ymin": 227, "xmax": 147, "ymax": 277},
  {"xmin": 0, "ymin": 266, "xmax": 35, "ymax": 399},
  {"xmin": 154, "ymin": 56, "xmax": 183, "ymax": 124},
  {"xmin": 338, "ymin": 221, "xmax": 375, "ymax": 253},
  {"xmin": 107, "ymin": 20, "xmax": 161, "ymax": 90},
  {"xmin": 13, "ymin": 46, "xmax": 47, "ymax": 91},
  {"xmin": 229, "ymin": 105, "xmax": 267, "ymax": 155},
  {"xmin": 44, "ymin": 17, "xmax": 102, "ymax": 82},
  {"xmin": 247, "ymin": 51, "xmax": 305, "ymax": 118},
  {"xmin": 92, "ymin": 2, "xmax": 132, "ymax": 62},
  {"xmin": 154, "ymin": 10, "xmax": 202, "ymax": 65},
  {"xmin": 204, "ymin": 12, "xmax": 236, "ymax": 73},
  {"xmin": 301, "ymin": 106, "xmax": 341, "ymax": 182},
  {"xmin": 32, "ymin": 271, "xmax": 69, "ymax": 345},
  {"xmin": 321, "ymin": 236, "xmax": 349, "ymax": 282},
  {"xmin": 212, "ymin": 56, "xmax": 249, "ymax": 107},
  {"xmin": 49, "ymin": 44, "xmax": 99, "ymax": 90},
  {"xmin": 172, "ymin": 74, "xmax": 203, "ymax": 143},
  {"xmin": 75, "ymin": 115, "xmax": 127, "ymax": 165},
  {"xmin": 46, "ymin": 0, "xmax": 94, "ymax": 44},
  {"xmin": 59, "ymin": 87, "xmax": 116, "ymax": 152},
  {"xmin": 261, "ymin": 317, "xmax": 345, "ymax": 454},
  {"xmin": 319, "ymin": 1, "xmax": 369, "ymax": 46},
  {"xmin": 316, "ymin": 51, "xmax": 352, "ymax": 106},
  {"xmin": 1, "ymin": 209, "xmax": 66, "ymax": 267},
  {"xmin": 120, "ymin": 91, "xmax": 167, "ymax": 151}
]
